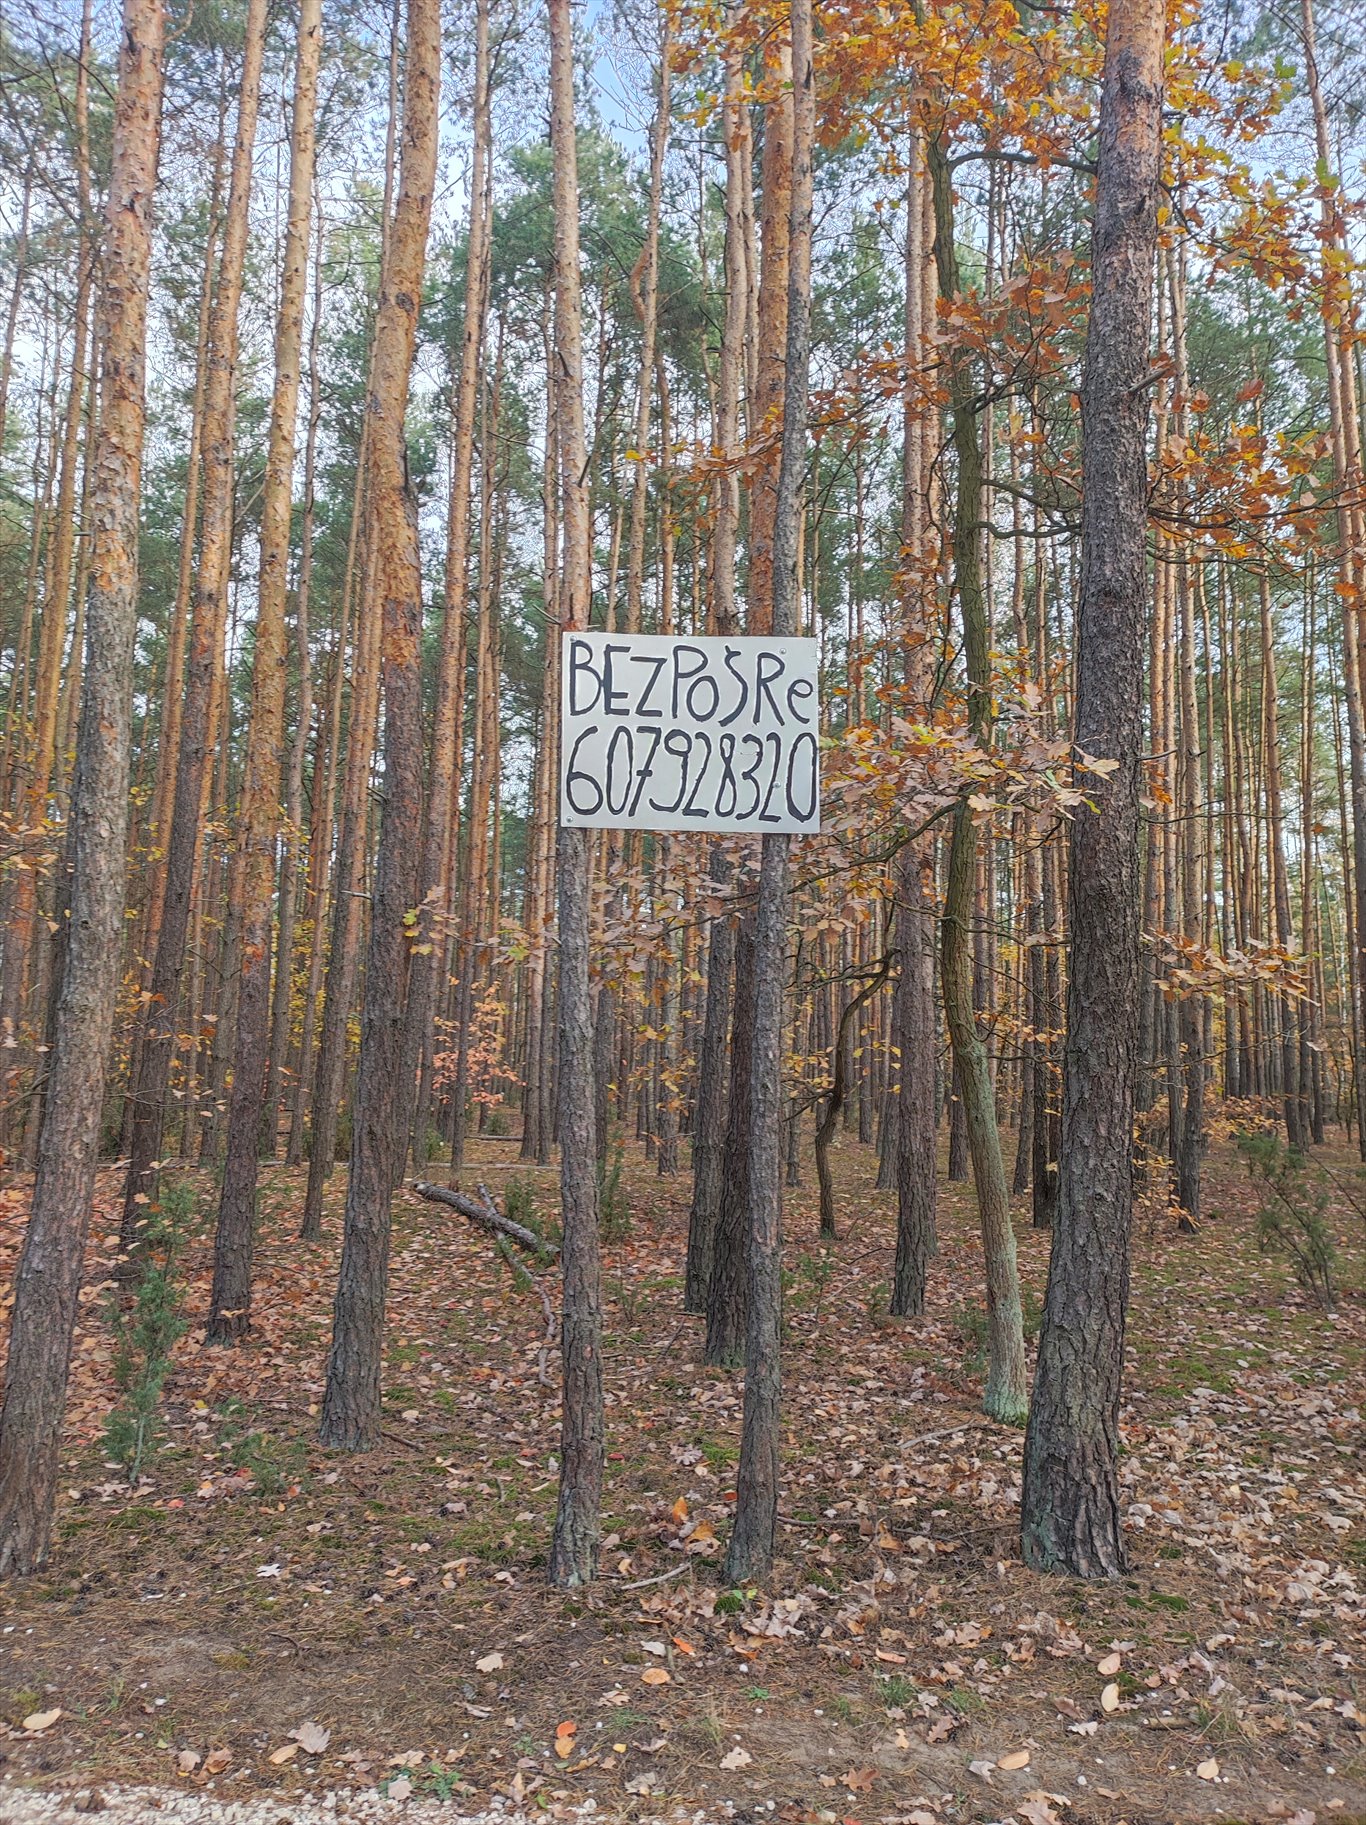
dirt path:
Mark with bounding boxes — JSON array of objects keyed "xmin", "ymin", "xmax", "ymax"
[{"xmin": 0, "ymin": 1783, "xmax": 591, "ymax": 1824}]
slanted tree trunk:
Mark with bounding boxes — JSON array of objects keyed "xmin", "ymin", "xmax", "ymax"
[
  {"xmin": 319, "ymin": 0, "xmax": 440, "ymax": 1451},
  {"xmin": 547, "ymin": 0, "xmax": 604, "ymax": 1589},
  {"xmin": 208, "ymin": 0, "xmax": 323, "ymax": 1342},
  {"xmin": 726, "ymin": 0, "xmax": 813, "ymax": 1588},
  {"xmin": 928, "ymin": 134, "xmax": 1027, "ymax": 1425},
  {"xmin": 1021, "ymin": 0, "xmax": 1164, "ymax": 1577},
  {"xmin": 0, "ymin": 0, "xmax": 164, "ymax": 1576}
]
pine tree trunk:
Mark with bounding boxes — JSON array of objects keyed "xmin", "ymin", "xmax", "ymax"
[
  {"xmin": 406, "ymin": 0, "xmax": 491, "ymax": 1176},
  {"xmin": 1022, "ymin": 0, "xmax": 1164, "ymax": 1577},
  {"xmin": 120, "ymin": 0, "xmax": 268, "ymax": 1260},
  {"xmin": 726, "ymin": 0, "xmax": 813, "ymax": 1587},
  {"xmin": 319, "ymin": 0, "xmax": 440, "ymax": 1451},
  {"xmin": 263, "ymin": 197, "xmax": 325, "ymax": 1154},
  {"xmin": 547, "ymin": 0, "xmax": 604, "ymax": 1589},
  {"xmin": 298, "ymin": 14, "xmax": 400, "ymax": 1234},
  {"xmin": 207, "ymin": 0, "xmax": 323, "ymax": 1341},
  {"xmin": 891, "ymin": 127, "xmax": 939, "ymax": 1314},
  {"xmin": 928, "ymin": 134, "xmax": 1027, "ymax": 1424},
  {"xmin": 0, "ymin": 0, "xmax": 164, "ymax": 1576}
]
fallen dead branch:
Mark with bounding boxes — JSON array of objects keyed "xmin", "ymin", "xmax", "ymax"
[{"xmin": 412, "ymin": 1179, "xmax": 556, "ymax": 1258}]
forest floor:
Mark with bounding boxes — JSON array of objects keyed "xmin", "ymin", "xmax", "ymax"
[{"xmin": 0, "ymin": 1123, "xmax": 1362, "ymax": 1825}]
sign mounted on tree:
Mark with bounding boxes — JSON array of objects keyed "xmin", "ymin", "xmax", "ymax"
[{"xmin": 560, "ymin": 632, "xmax": 821, "ymax": 834}]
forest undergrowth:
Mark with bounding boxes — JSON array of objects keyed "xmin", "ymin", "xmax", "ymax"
[{"xmin": 0, "ymin": 1131, "xmax": 1361, "ymax": 1825}]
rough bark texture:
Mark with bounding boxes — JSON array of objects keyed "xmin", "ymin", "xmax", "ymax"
[
  {"xmin": 319, "ymin": 0, "xmax": 440, "ymax": 1452},
  {"xmin": 1021, "ymin": 0, "xmax": 1165, "ymax": 1578},
  {"xmin": 547, "ymin": 0, "xmax": 604, "ymax": 1590},
  {"xmin": 685, "ymin": 857, "xmax": 735, "ymax": 1312},
  {"xmin": 892, "ymin": 852, "xmax": 937, "ymax": 1313},
  {"xmin": 0, "ymin": 0, "xmax": 164, "ymax": 1576},
  {"xmin": 726, "ymin": 0, "xmax": 813, "ymax": 1588},
  {"xmin": 706, "ymin": 916, "xmax": 756, "ymax": 1363},
  {"xmin": 209, "ymin": 0, "xmax": 323, "ymax": 1343}
]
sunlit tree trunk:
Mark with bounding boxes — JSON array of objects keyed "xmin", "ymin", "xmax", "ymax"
[
  {"xmin": 207, "ymin": 0, "xmax": 323, "ymax": 1341},
  {"xmin": 299, "ymin": 12, "xmax": 400, "ymax": 1234},
  {"xmin": 0, "ymin": 0, "xmax": 164, "ymax": 1576},
  {"xmin": 263, "ymin": 195, "xmax": 326, "ymax": 1153},
  {"xmin": 320, "ymin": 0, "xmax": 441, "ymax": 1450},
  {"xmin": 120, "ymin": 0, "xmax": 268, "ymax": 1258}
]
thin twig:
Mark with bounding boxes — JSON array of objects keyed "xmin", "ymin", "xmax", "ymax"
[{"xmin": 617, "ymin": 1562, "xmax": 691, "ymax": 1590}]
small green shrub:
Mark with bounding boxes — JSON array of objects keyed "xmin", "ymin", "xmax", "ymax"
[
  {"xmin": 505, "ymin": 1174, "xmax": 539, "ymax": 1230},
  {"xmin": 1235, "ymin": 1128, "xmax": 1336, "ymax": 1308},
  {"xmin": 598, "ymin": 1133, "xmax": 630, "ymax": 1242},
  {"xmin": 214, "ymin": 1398, "xmax": 307, "ymax": 1496},
  {"xmin": 105, "ymin": 1180, "xmax": 194, "ymax": 1483}
]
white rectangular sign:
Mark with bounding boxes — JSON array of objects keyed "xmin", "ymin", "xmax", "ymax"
[{"xmin": 559, "ymin": 632, "xmax": 821, "ymax": 833}]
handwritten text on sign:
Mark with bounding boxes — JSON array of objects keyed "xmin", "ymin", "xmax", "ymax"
[{"xmin": 559, "ymin": 633, "xmax": 821, "ymax": 834}]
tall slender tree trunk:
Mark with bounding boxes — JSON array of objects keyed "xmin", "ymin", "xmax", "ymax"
[
  {"xmin": 686, "ymin": 3, "xmax": 749, "ymax": 1309},
  {"xmin": 1022, "ymin": 0, "xmax": 1165, "ymax": 1577},
  {"xmin": 263, "ymin": 195, "xmax": 326, "ymax": 1152},
  {"xmin": 707, "ymin": 23, "xmax": 791, "ymax": 1344},
  {"xmin": 547, "ymin": 0, "xmax": 604, "ymax": 1590},
  {"xmin": 207, "ymin": 0, "xmax": 323, "ymax": 1341},
  {"xmin": 408, "ymin": 2, "xmax": 492, "ymax": 1173},
  {"xmin": 1299, "ymin": 0, "xmax": 1366, "ymax": 1150},
  {"xmin": 319, "ymin": 0, "xmax": 441, "ymax": 1451},
  {"xmin": 726, "ymin": 0, "xmax": 813, "ymax": 1587},
  {"xmin": 120, "ymin": 0, "xmax": 268, "ymax": 1258},
  {"xmin": 892, "ymin": 127, "xmax": 939, "ymax": 1315},
  {"xmin": 0, "ymin": 0, "xmax": 164, "ymax": 1576},
  {"xmin": 928, "ymin": 134, "xmax": 1027, "ymax": 1424},
  {"xmin": 299, "ymin": 11, "xmax": 401, "ymax": 1235}
]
